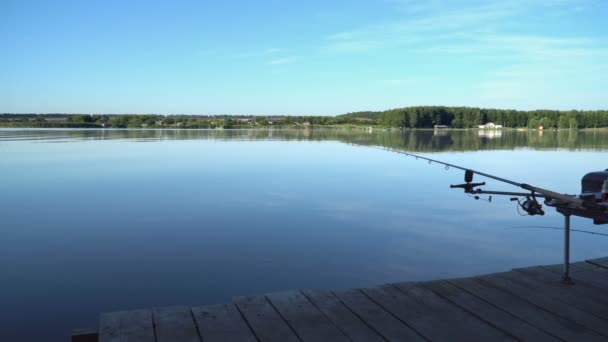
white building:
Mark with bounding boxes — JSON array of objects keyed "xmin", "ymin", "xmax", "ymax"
[{"xmin": 478, "ymin": 122, "xmax": 503, "ymax": 129}]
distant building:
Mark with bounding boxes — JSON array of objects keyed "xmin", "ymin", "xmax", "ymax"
[
  {"xmin": 478, "ymin": 122, "xmax": 503, "ymax": 129},
  {"xmin": 434, "ymin": 125, "xmax": 450, "ymax": 129}
]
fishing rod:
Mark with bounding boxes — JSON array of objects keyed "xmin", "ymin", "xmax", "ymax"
[
  {"xmin": 376, "ymin": 146, "xmax": 586, "ymax": 209},
  {"xmin": 374, "ymin": 145, "xmax": 608, "ymax": 283}
]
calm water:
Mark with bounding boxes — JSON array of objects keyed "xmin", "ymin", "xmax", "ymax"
[{"xmin": 1, "ymin": 128, "xmax": 607, "ymax": 341}]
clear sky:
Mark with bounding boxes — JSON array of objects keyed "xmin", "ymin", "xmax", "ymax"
[{"xmin": 2, "ymin": 0, "xmax": 607, "ymax": 115}]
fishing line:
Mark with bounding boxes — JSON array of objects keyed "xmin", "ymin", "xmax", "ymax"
[{"xmin": 508, "ymin": 225, "xmax": 608, "ymax": 237}]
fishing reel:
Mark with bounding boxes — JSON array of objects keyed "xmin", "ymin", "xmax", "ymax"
[{"xmin": 511, "ymin": 195, "xmax": 545, "ymax": 216}]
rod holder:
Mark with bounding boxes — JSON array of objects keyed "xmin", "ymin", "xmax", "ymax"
[{"xmin": 562, "ymin": 214, "xmax": 574, "ymax": 284}]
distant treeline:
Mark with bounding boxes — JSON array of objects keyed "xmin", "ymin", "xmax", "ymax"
[
  {"xmin": 340, "ymin": 106, "xmax": 608, "ymax": 129},
  {"xmin": 1, "ymin": 106, "xmax": 608, "ymax": 128},
  {"xmin": 0, "ymin": 113, "xmax": 370, "ymax": 128}
]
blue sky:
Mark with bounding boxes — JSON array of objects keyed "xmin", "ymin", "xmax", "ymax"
[{"xmin": 2, "ymin": 0, "xmax": 607, "ymax": 115}]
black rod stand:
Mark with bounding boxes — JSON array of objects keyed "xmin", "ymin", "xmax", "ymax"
[{"xmin": 562, "ymin": 214, "xmax": 573, "ymax": 284}]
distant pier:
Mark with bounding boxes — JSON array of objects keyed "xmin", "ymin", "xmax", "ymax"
[{"xmin": 73, "ymin": 257, "xmax": 608, "ymax": 342}]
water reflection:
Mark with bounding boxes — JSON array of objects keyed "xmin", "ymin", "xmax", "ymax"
[
  {"xmin": 478, "ymin": 130, "xmax": 503, "ymax": 139},
  {"xmin": 1, "ymin": 128, "xmax": 607, "ymax": 151}
]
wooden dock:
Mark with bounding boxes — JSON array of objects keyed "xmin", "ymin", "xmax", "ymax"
[{"xmin": 74, "ymin": 257, "xmax": 608, "ymax": 342}]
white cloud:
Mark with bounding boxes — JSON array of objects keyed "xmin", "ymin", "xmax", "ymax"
[
  {"xmin": 321, "ymin": 0, "xmax": 608, "ymax": 110},
  {"xmin": 323, "ymin": 0, "xmax": 604, "ymax": 54}
]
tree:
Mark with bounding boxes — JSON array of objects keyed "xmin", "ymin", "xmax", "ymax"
[
  {"xmin": 409, "ymin": 110, "xmax": 419, "ymax": 128},
  {"xmin": 255, "ymin": 117, "xmax": 267, "ymax": 126},
  {"xmin": 67, "ymin": 114, "xmax": 93, "ymax": 123},
  {"xmin": 539, "ymin": 117, "xmax": 554, "ymax": 129},
  {"xmin": 558, "ymin": 115, "xmax": 569, "ymax": 129}
]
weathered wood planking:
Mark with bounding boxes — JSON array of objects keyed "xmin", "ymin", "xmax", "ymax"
[
  {"xmin": 301, "ymin": 289, "xmax": 385, "ymax": 342},
  {"xmin": 544, "ymin": 261, "xmax": 601, "ymax": 273},
  {"xmin": 71, "ymin": 328, "xmax": 99, "ymax": 342},
  {"xmin": 191, "ymin": 303, "xmax": 257, "ymax": 342},
  {"xmin": 99, "ymin": 309, "xmax": 155, "ymax": 342},
  {"xmin": 479, "ymin": 272, "xmax": 608, "ymax": 337},
  {"xmin": 265, "ymin": 291, "xmax": 350, "ymax": 342},
  {"xmin": 421, "ymin": 280, "xmax": 559, "ymax": 342},
  {"xmin": 449, "ymin": 277, "xmax": 605, "ymax": 341},
  {"xmin": 382, "ymin": 283, "xmax": 515, "ymax": 341},
  {"xmin": 537, "ymin": 261, "xmax": 599, "ymax": 274},
  {"xmin": 234, "ymin": 295, "xmax": 301, "ymax": 342},
  {"xmin": 87, "ymin": 257, "xmax": 608, "ymax": 342},
  {"xmin": 512, "ymin": 266, "xmax": 608, "ymax": 316},
  {"xmin": 588, "ymin": 257, "xmax": 608, "ymax": 269},
  {"xmin": 332, "ymin": 288, "xmax": 425, "ymax": 341},
  {"xmin": 553, "ymin": 266, "xmax": 608, "ymax": 290},
  {"xmin": 152, "ymin": 306, "xmax": 200, "ymax": 342}
]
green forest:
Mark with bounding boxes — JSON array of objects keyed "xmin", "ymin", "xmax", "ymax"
[
  {"xmin": 340, "ymin": 106, "xmax": 608, "ymax": 129},
  {"xmin": 1, "ymin": 106, "xmax": 608, "ymax": 129}
]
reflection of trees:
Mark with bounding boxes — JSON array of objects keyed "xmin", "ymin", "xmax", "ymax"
[{"xmin": 1, "ymin": 128, "xmax": 607, "ymax": 152}]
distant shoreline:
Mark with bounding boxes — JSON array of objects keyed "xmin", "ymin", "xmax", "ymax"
[
  {"xmin": 2, "ymin": 124, "xmax": 607, "ymax": 132},
  {"xmin": 2, "ymin": 106, "xmax": 608, "ymax": 130}
]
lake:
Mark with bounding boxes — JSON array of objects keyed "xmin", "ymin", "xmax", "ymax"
[{"xmin": 1, "ymin": 128, "xmax": 607, "ymax": 341}]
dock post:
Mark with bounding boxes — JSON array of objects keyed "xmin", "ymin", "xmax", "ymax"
[{"xmin": 562, "ymin": 214, "xmax": 573, "ymax": 284}]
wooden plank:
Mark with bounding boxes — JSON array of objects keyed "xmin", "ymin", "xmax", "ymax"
[
  {"xmin": 332, "ymin": 288, "xmax": 425, "ymax": 341},
  {"xmin": 72, "ymin": 328, "xmax": 98, "ymax": 342},
  {"xmin": 265, "ymin": 291, "xmax": 350, "ymax": 342},
  {"xmin": 234, "ymin": 295, "xmax": 301, "ymax": 342},
  {"xmin": 574, "ymin": 265, "xmax": 608, "ymax": 281},
  {"xmin": 540, "ymin": 262, "xmax": 608, "ymax": 289},
  {"xmin": 548, "ymin": 267, "xmax": 608, "ymax": 298},
  {"xmin": 564, "ymin": 267, "xmax": 608, "ymax": 289},
  {"xmin": 543, "ymin": 262, "xmax": 598, "ymax": 274},
  {"xmin": 539, "ymin": 261, "xmax": 600, "ymax": 274},
  {"xmin": 99, "ymin": 309, "xmax": 155, "ymax": 342},
  {"xmin": 450, "ymin": 277, "xmax": 605, "ymax": 341},
  {"xmin": 192, "ymin": 303, "xmax": 257, "ymax": 342},
  {"xmin": 512, "ymin": 266, "xmax": 608, "ymax": 313},
  {"xmin": 421, "ymin": 280, "xmax": 559, "ymax": 342},
  {"xmin": 301, "ymin": 290, "xmax": 385, "ymax": 342},
  {"xmin": 542, "ymin": 265, "xmax": 608, "ymax": 291},
  {"xmin": 152, "ymin": 306, "xmax": 200, "ymax": 342},
  {"xmin": 587, "ymin": 257, "xmax": 608, "ymax": 269},
  {"xmin": 478, "ymin": 273, "xmax": 608, "ymax": 338},
  {"xmin": 385, "ymin": 282, "xmax": 515, "ymax": 341}
]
